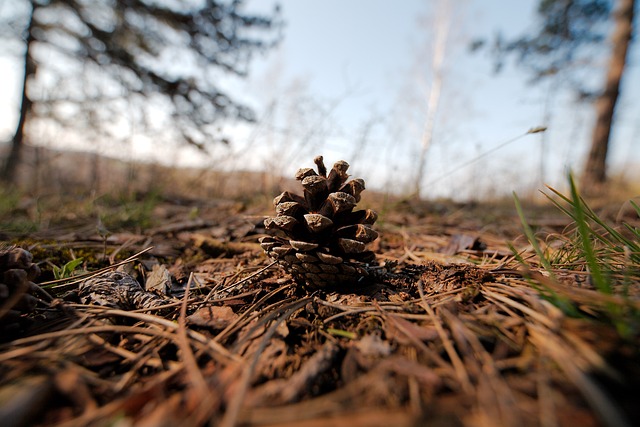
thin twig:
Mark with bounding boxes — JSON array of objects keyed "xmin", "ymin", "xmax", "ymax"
[
  {"xmin": 213, "ymin": 283, "xmax": 293, "ymax": 344},
  {"xmin": 417, "ymin": 279, "xmax": 473, "ymax": 394},
  {"xmin": 177, "ymin": 273, "xmax": 219, "ymax": 425},
  {"xmin": 208, "ymin": 260, "xmax": 278, "ymax": 299},
  {"xmin": 219, "ymin": 297, "xmax": 311, "ymax": 427}
]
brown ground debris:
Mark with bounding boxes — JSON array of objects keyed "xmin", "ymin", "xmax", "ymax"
[{"xmin": 1, "ymin": 197, "xmax": 638, "ymax": 427}]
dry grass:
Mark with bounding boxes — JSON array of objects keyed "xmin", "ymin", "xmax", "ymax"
[
  {"xmin": 1, "ymin": 154, "xmax": 639, "ymax": 427},
  {"xmin": 0, "ymin": 193, "xmax": 637, "ymax": 427}
]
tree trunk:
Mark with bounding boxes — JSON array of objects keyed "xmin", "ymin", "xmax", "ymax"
[
  {"xmin": 2, "ymin": 4, "xmax": 36, "ymax": 185},
  {"xmin": 581, "ymin": 0, "xmax": 635, "ymax": 193},
  {"xmin": 414, "ymin": 2, "xmax": 450, "ymax": 198}
]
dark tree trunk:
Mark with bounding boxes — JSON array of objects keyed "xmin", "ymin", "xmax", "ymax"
[
  {"xmin": 581, "ymin": 0, "xmax": 635, "ymax": 192},
  {"xmin": 2, "ymin": 4, "xmax": 36, "ymax": 185}
]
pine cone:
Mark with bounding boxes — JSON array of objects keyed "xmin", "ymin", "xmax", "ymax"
[
  {"xmin": 0, "ymin": 246, "xmax": 41, "ymax": 335},
  {"xmin": 260, "ymin": 156, "xmax": 379, "ymax": 289}
]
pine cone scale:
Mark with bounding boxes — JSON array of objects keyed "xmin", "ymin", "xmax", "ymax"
[{"xmin": 1, "ymin": 246, "xmax": 42, "ymax": 336}]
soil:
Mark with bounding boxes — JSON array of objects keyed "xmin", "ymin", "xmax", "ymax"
[{"xmin": 1, "ymin": 195, "xmax": 638, "ymax": 427}]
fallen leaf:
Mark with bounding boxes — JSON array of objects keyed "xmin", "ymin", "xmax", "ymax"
[
  {"xmin": 443, "ymin": 233, "xmax": 485, "ymax": 255},
  {"xmin": 145, "ymin": 264, "xmax": 172, "ymax": 294},
  {"xmin": 187, "ymin": 305, "xmax": 238, "ymax": 329}
]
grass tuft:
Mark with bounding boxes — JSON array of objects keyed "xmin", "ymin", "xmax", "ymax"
[
  {"xmin": 512, "ymin": 192, "xmax": 579, "ymax": 316},
  {"xmin": 513, "ymin": 174, "xmax": 640, "ymax": 336}
]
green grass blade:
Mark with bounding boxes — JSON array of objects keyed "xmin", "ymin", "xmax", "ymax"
[
  {"xmin": 506, "ymin": 241, "xmax": 578, "ymax": 316},
  {"xmin": 545, "ymin": 185, "xmax": 640, "ymax": 259},
  {"xmin": 581, "ymin": 202, "xmax": 639, "ymax": 253},
  {"xmin": 513, "ymin": 192, "xmax": 556, "ymax": 279},
  {"xmin": 567, "ymin": 175, "xmax": 611, "ymax": 294},
  {"xmin": 326, "ymin": 328, "xmax": 357, "ymax": 339}
]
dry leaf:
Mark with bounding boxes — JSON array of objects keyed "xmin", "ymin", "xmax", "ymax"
[
  {"xmin": 187, "ymin": 305, "xmax": 238, "ymax": 329},
  {"xmin": 443, "ymin": 233, "xmax": 485, "ymax": 255},
  {"xmin": 145, "ymin": 264, "xmax": 172, "ymax": 294}
]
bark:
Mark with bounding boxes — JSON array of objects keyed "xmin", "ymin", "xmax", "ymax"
[
  {"xmin": 581, "ymin": 0, "xmax": 635, "ymax": 192},
  {"xmin": 2, "ymin": 4, "xmax": 37, "ymax": 185}
]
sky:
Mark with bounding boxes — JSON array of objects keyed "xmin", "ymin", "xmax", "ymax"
[{"xmin": 1, "ymin": 0, "xmax": 639, "ymax": 199}]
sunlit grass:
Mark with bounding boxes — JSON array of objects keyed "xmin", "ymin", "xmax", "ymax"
[
  {"xmin": 93, "ymin": 190, "xmax": 161, "ymax": 231},
  {"xmin": 513, "ymin": 174, "xmax": 640, "ymax": 336},
  {"xmin": 0, "ymin": 188, "xmax": 38, "ymax": 233},
  {"xmin": 0, "ymin": 187, "xmax": 163, "ymax": 236}
]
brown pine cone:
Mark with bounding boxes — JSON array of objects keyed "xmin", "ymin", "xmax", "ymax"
[
  {"xmin": 260, "ymin": 156, "xmax": 379, "ymax": 289},
  {"xmin": 0, "ymin": 246, "xmax": 42, "ymax": 335}
]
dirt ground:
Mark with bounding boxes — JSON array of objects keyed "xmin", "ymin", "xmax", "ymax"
[{"xmin": 1, "ymin": 192, "xmax": 638, "ymax": 427}]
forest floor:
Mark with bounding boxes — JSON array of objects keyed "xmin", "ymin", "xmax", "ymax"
[{"xmin": 1, "ymin": 187, "xmax": 639, "ymax": 427}]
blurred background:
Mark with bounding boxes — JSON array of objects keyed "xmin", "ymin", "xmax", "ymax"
[{"xmin": 1, "ymin": 0, "xmax": 638, "ymax": 202}]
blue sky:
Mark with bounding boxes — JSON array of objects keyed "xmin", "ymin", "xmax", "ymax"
[
  {"xmin": 1, "ymin": 0, "xmax": 638, "ymax": 198},
  {"xmin": 226, "ymin": 0, "xmax": 639, "ymax": 198}
]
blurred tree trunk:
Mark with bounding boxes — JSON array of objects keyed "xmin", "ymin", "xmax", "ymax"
[
  {"xmin": 414, "ymin": 2, "xmax": 450, "ymax": 198},
  {"xmin": 581, "ymin": 0, "xmax": 635, "ymax": 192},
  {"xmin": 2, "ymin": 4, "xmax": 36, "ymax": 184}
]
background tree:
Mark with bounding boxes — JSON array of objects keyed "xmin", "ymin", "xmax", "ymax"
[
  {"xmin": 583, "ymin": 0, "xmax": 634, "ymax": 190},
  {"xmin": 477, "ymin": 0, "xmax": 636, "ymax": 193},
  {"xmin": 1, "ymin": 0, "xmax": 281, "ymax": 184}
]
